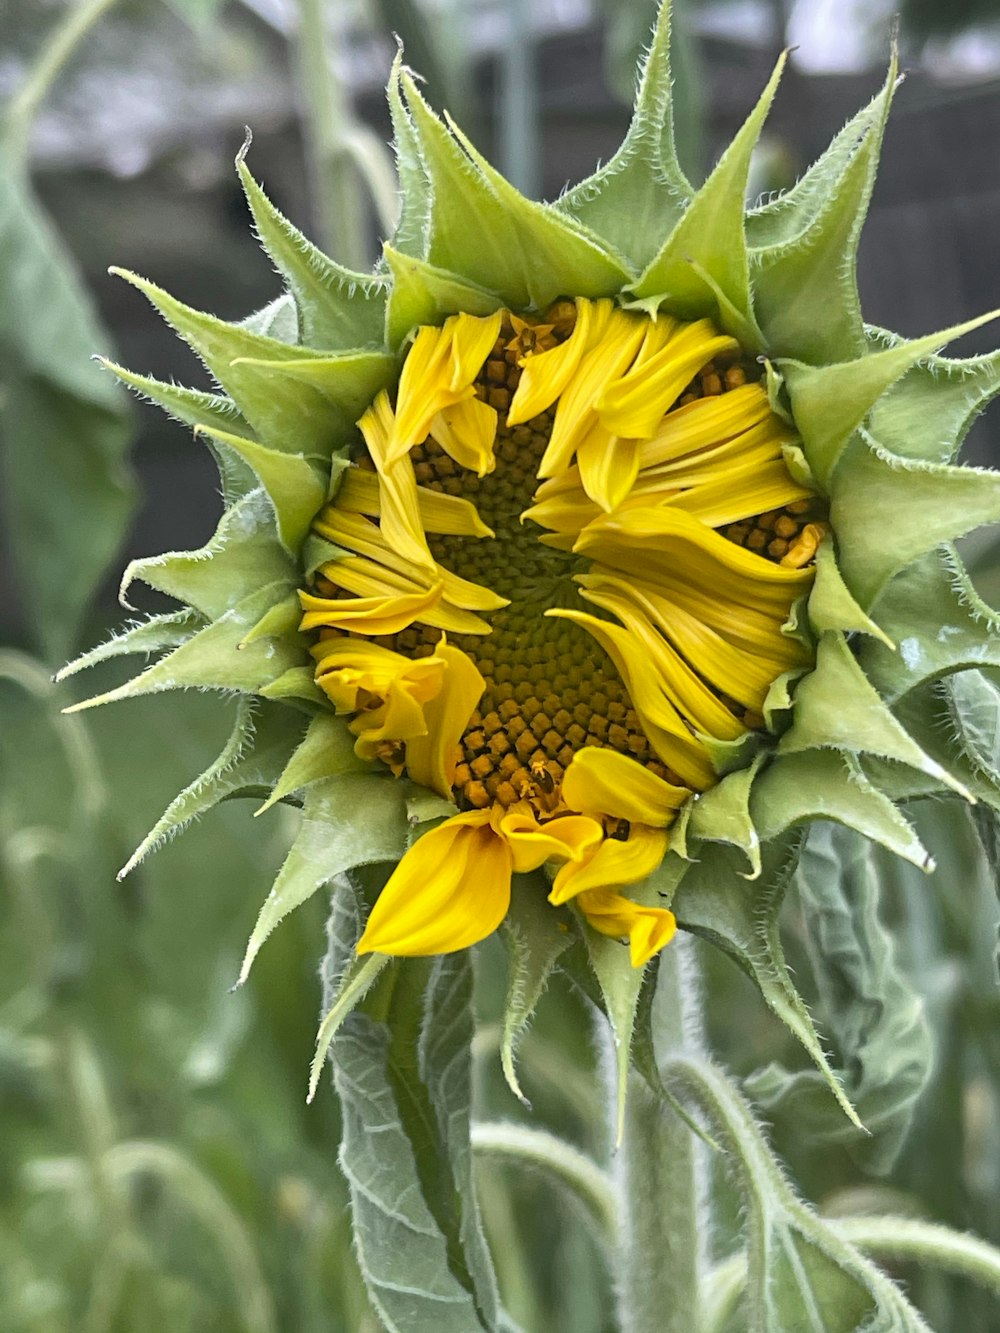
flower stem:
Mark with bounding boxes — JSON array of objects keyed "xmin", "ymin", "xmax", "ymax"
[
  {"xmin": 293, "ymin": 0, "xmax": 368, "ymax": 268},
  {"xmin": 3, "ymin": 0, "xmax": 121, "ymax": 165},
  {"xmin": 616, "ymin": 939, "xmax": 707, "ymax": 1333}
]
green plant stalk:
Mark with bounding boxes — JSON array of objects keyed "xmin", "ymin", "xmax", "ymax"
[
  {"xmin": 616, "ymin": 941, "xmax": 707, "ymax": 1333},
  {"xmin": 293, "ymin": 0, "xmax": 368, "ymax": 268},
  {"xmin": 3, "ymin": 0, "xmax": 121, "ymax": 165}
]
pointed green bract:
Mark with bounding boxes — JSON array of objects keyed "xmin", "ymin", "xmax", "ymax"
[
  {"xmin": 628, "ymin": 53, "xmax": 787, "ymax": 335},
  {"xmin": 238, "ymin": 773, "xmax": 408, "ymax": 985},
  {"xmin": 193, "ymin": 423, "xmax": 327, "ymax": 554},
  {"xmin": 118, "ymin": 699, "xmax": 306, "ymax": 879},
  {"xmin": 685, "ymin": 756, "xmax": 763, "ymax": 877},
  {"xmin": 119, "ymin": 489, "xmax": 294, "ymax": 621},
  {"xmin": 866, "ymin": 328, "xmax": 1000, "ymax": 464},
  {"xmin": 256, "ymin": 712, "xmax": 367, "ymax": 815},
  {"xmin": 781, "ymin": 307, "xmax": 1000, "ymax": 485},
  {"xmin": 750, "ymin": 750, "xmax": 930, "ymax": 869},
  {"xmin": 65, "ymin": 582, "xmax": 306, "ymax": 714},
  {"xmin": 237, "ymin": 159, "xmax": 388, "ymax": 350},
  {"xmin": 779, "ymin": 631, "xmax": 970, "ymax": 797},
  {"xmin": 557, "ymin": 0, "xmax": 692, "ymax": 268},
  {"xmin": 56, "ymin": 609, "xmax": 202, "ymax": 681},
  {"xmin": 386, "ymin": 54, "xmax": 432, "ymax": 261},
  {"xmin": 400, "ymin": 71, "xmax": 629, "ymax": 308},
  {"xmin": 500, "ymin": 873, "xmax": 574, "ymax": 1104},
  {"xmin": 750, "ymin": 65, "xmax": 892, "ymax": 364},
  {"xmin": 831, "ymin": 435, "xmax": 1000, "ymax": 606},
  {"xmin": 808, "ymin": 536, "xmax": 893, "ymax": 647}
]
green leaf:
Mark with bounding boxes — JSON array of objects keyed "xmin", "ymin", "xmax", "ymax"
[
  {"xmin": 866, "ymin": 326, "xmax": 1000, "ymax": 464},
  {"xmin": 111, "ymin": 267, "xmax": 393, "ymax": 455},
  {"xmin": 256, "ymin": 711, "xmax": 367, "ymax": 814},
  {"xmin": 56, "ymin": 609, "xmax": 203, "ymax": 682},
  {"xmin": 779, "ymin": 631, "xmax": 970, "ymax": 797},
  {"xmin": 751, "ymin": 750, "xmax": 930, "ymax": 869},
  {"xmin": 0, "ymin": 150, "xmax": 135, "ymax": 660},
  {"xmin": 668, "ymin": 1056, "xmax": 932, "ymax": 1332},
  {"xmin": 556, "ymin": 0, "xmax": 692, "ymax": 269},
  {"xmin": 237, "ymin": 158, "xmax": 388, "ymax": 350},
  {"xmin": 383, "ymin": 247, "xmax": 503, "ymax": 348},
  {"xmin": 117, "ymin": 698, "xmax": 305, "ymax": 879},
  {"xmin": 860, "ymin": 547, "xmax": 1000, "ymax": 703},
  {"xmin": 238, "ymin": 773, "xmax": 407, "ymax": 984},
  {"xmin": 120, "ymin": 489, "xmax": 295, "ymax": 621},
  {"xmin": 627, "ymin": 53, "xmax": 787, "ymax": 337},
  {"xmin": 745, "ymin": 822, "xmax": 934, "ymax": 1174},
  {"xmin": 832, "ymin": 435, "xmax": 1000, "ymax": 609},
  {"xmin": 65, "ymin": 582, "xmax": 307, "ymax": 715},
  {"xmin": 191, "ymin": 423, "xmax": 327, "ymax": 554},
  {"xmin": 780, "ymin": 307, "xmax": 1000, "ymax": 486},
  {"xmin": 400, "ymin": 70, "xmax": 630, "ymax": 309},
  {"xmin": 499, "ymin": 872, "xmax": 574, "ymax": 1103},
  {"xmin": 749, "ymin": 57, "xmax": 896, "ymax": 364},
  {"xmin": 673, "ymin": 838, "xmax": 861, "ymax": 1128},
  {"xmin": 319, "ymin": 883, "xmax": 504, "ymax": 1331}
]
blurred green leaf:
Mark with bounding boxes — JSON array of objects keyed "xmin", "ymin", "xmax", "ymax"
[
  {"xmin": 745, "ymin": 822, "xmax": 934, "ymax": 1173},
  {"xmin": 672, "ymin": 1056, "xmax": 932, "ymax": 1333},
  {"xmin": 0, "ymin": 149, "xmax": 135, "ymax": 660}
]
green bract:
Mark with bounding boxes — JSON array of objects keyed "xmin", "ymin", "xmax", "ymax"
[{"xmin": 62, "ymin": 3, "xmax": 1000, "ymax": 1119}]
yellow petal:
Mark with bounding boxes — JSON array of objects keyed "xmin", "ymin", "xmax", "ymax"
[
  {"xmin": 298, "ymin": 584, "xmax": 445, "ymax": 637},
  {"xmin": 498, "ymin": 808, "xmax": 604, "ymax": 873},
  {"xmin": 431, "ymin": 395, "xmax": 499, "ymax": 476},
  {"xmin": 389, "ymin": 324, "xmax": 453, "ymax": 460},
  {"xmin": 663, "ymin": 458, "xmax": 812, "ymax": 528},
  {"xmin": 405, "ymin": 643, "xmax": 485, "ymax": 799},
  {"xmin": 597, "ymin": 319, "xmax": 739, "ymax": 440},
  {"xmin": 549, "ymin": 827, "xmax": 669, "ymax": 904},
  {"xmin": 576, "ymin": 888, "xmax": 677, "ymax": 967},
  {"xmin": 636, "ymin": 384, "xmax": 773, "ymax": 470},
  {"xmin": 577, "ymin": 426, "xmax": 640, "ymax": 513},
  {"xmin": 358, "ymin": 391, "xmax": 435, "ymax": 569},
  {"xmin": 507, "ymin": 297, "xmax": 608, "ymax": 425},
  {"xmin": 449, "ymin": 310, "xmax": 503, "ymax": 390},
  {"xmin": 357, "ymin": 810, "xmax": 513, "ymax": 956},
  {"xmin": 539, "ymin": 309, "xmax": 646, "ymax": 479},
  {"xmin": 336, "ymin": 467, "xmax": 495, "ymax": 538},
  {"xmin": 561, "ymin": 748, "xmax": 690, "ymax": 826}
]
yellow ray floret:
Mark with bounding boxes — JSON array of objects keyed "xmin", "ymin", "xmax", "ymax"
[
  {"xmin": 576, "ymin": 888, "xmax": 677, "ymax": 968},
  {"xmin": 312, "ymin": 637, "xmax": 484, "ymax": 798},
  {"xmin": 334, "ymin": 466, "xmax": 495, "ymax": 539},
  {"xmin": 389, "ymin": 310, "xmax": 503, "ymax": 473}
]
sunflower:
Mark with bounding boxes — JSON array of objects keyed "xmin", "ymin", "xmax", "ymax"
[
  {"xmin": 62, "ymin": 3, "xmax": 1000, "ymax": 1078},
  {"xmin": 304, "ymin": 300, "xmax": 821, "ymax": 966}
]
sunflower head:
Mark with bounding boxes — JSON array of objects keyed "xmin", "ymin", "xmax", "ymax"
[{"xmin": 62, "ymin": 2, "xmax": 1000, "ymax": 1107}]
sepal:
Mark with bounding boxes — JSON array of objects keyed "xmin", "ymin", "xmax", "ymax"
[
  {"xmin": 256, "ymin": 711, "xmax": 369, "ymax": 815},
  {"xmin": 237, "ymin": 157, "xmax": 388, "ymax": 350},
  {"xmin": 399, "ymin": 69, "xmax": 630, "ymax": 308},
  {"xmin": 628, "ymin": 53, "xmax": 787, "ymax": 338},
  {"xmin": 56, "ymin": 609, "xmax": 202, "ymax": 681},
  {"xmin": 556, "ymin": 0, "xmax": 692, "ymax": 268},
  {"xmin": 383, "ymin": 246, "xmax": 503, "ymax": 347},
  {"xmin": 117, "ymin": 698, "xmax": 306, "ymax": 879},
  {"xmin": 118, "ymin": 489, "xmax": 295, "ymax": 620},
  {"xmin": 238, "ymin": 773, "xmax": 409, "ymax": 985},
  {"xmin": 64, "ymin": 582, "xmax": 306, "ymax": 714}
]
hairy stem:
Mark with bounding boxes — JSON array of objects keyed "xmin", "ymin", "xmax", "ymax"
[
  {"xmin": 616, "ymin": 939, "xmax": 707, "ymax": 1333},
  {"xmin": 4, "ymin": 0, "xmax": 121, "ymax": 164}
]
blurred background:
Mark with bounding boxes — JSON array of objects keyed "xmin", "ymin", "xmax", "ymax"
[{"xmin": 3, "ymin": 1, "xmax": 1000, "ymax": 1329}]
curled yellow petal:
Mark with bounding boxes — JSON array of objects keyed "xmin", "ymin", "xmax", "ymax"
[
  {"xmin": 357, "ymin": 810, "xmax": 513, "ymax": 956},
  {"xmin": 576, "ymin": 888, "xmax": 677, "ymax": 967},
  {"xmin": 498, "ymin": 807, "xmax": 603, "ymax": 873},
  {"xmin": 430, "ymin": 395, "xmax": 499, "ymax": 476},
  {"xmin": 507, "ymin": 297, "xmax": 608, "ymax": 425},
  {"xmin": 405, "ymin": 643, "xmax": 486, "ymax": 799},
  {"xmin": 336, "ymin": 466, "xmax": 495, "ymax": 538},
  {"xmin": 358, "ymin": 391, "xmax": 434, "ymax": 569},
  {"xmin": 549, "ymin": 827, "xmax": 669, "ymax": 905},
  {"xmin": 561, "ymin": 748, "xmax": 690, "ymax": 827},
  {"xmin": 298, "ymin": 584, "xmax": 445, "ymax": 637}
]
